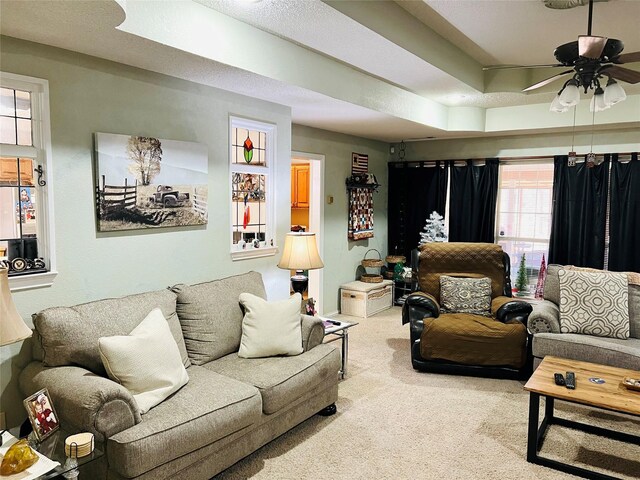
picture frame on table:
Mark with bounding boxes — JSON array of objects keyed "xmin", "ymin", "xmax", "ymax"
[{"xmin": 23, "ymin": 388, "xmax": 60, "ymax": 442}]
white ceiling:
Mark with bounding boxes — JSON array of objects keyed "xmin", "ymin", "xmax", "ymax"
[{"xmin": 1, "ymin": 0, "xmax": 638, "ymax": 142}]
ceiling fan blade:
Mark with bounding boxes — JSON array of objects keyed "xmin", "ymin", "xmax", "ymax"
[
  {"xmin": 613, "ymin": 51, "xmax": 640, "ymax": 64},
  {"xmin": 579, "ymin": 35, "xmax": 607, "ymax": 59},
  {"xmin": 601, "ymin": 65, "xmax": 640, "ymax": 84},
  {"xmin": 522, "ymin": 70, "xmax": 574, "ymax": 92},
  {"xmin": 483, "ymin": 64, "xmax": 565, "ymax": 71}
]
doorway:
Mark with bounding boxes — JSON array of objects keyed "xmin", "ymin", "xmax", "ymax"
[{"xmin": 291, "ymin": 151, "xmax": 325, "ymax": 314}]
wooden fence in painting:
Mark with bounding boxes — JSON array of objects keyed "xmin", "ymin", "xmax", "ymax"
[
  {"xmin": 193, "ymin": 188, "xmax": 208, "ymax": 219},
  {"xmin": 96, "ymin": 176, "xmax": 138, "ymax": 214}
]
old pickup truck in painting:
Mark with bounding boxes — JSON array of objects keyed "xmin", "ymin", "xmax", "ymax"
[{"xmin": 149, "ymin": 185, "xmax": 190, "ymax": 207}]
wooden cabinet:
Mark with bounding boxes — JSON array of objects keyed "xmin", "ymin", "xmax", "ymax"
[
  {"xmin": 291, "ymin": 164, "xmax": 309, "ymax": 208},
  {"xmin": 0, "ymin": 158, "xmax": 34, "ymax": 185}
]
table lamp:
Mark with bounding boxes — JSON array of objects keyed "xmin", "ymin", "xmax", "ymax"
[
  {"xmin": 1, "ymin": 267, "xmax": 32, "ymax": 347},
  {"xmin": 277, "ymin": 232, "xmax": 324, "ymax": 294}
]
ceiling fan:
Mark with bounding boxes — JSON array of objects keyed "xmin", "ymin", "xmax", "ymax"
[{"xmin": 484, "ymin": 0, "xmax": 640, "ymax": 105}]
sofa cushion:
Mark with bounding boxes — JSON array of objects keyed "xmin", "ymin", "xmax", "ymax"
[
  {"xmin": 99, "ymin": 308, "xmax": 189, "ymax": 414},
  {"xmin": 630, "ymin": 284, "xmax": 640, "ymax": 339},
  {"xmin": 172, "ymin": 272, "xmax": 267, "ymax": 365},
  {"xmin": 107, "ymin": 366, "xmax": 261, "ymax": 479},
  {"xmin": 439, "ymin": 275, "xmax": 491, "ymax": 316},
  {"xmin": 558, "ymin": 269, "xmax": 629, "ymax": 339},
  {"xmin": 238, "ymin": 293, "xmax": 303, "ymax": 358},
  {"xmin": 545, "ymin": 265, "xmax": 640, "ymax": 339},
  {"xmin": 33, "ymin": 289, "xmax": 189, "ymax": 375},
  {"xmin": 420, "ymin": 313, "xmax": 528, "ymax": 369},
  {"xmin": 533, "ymin": 333, "xmax": 640, "ymax": 371},
  {"xmin": 203, "ymin": 343, "xmax": 340, "ymax": 414},
  {"xmin": 543, "ymin": 264, "xmax": 562, "ymax": 305}
]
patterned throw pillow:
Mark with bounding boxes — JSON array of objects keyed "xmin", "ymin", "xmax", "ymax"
[
  {"xmin": 440, "ymin": 276, "xmax": 492, "ymax": 316},
  {"xmin": 558, "ymin": 269, "xmax": 629, "ymax": 339}
]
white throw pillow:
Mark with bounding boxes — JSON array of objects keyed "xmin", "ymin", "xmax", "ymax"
[
  {"xmin": 98, "ymin": 308, "xmax": 189, "ymax": 414},
  {"xmin": 558, "ymin": 269, "xmax": 629, "ymax": 339},
  {"xmin": 238, "ymin": 293, "xmax": 303, "ymax": 358}
]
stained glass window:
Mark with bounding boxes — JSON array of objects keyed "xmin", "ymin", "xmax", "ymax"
[
  {"xmin": 231, "ymin": 173, "xmax": 267, "ymax": 247},
  {"xmin": 229, "ymin": 117, "xmax": 276, "ymax": 258},
  {"xmin": 231, "ymin": 127, "xmax": 267, "ymax": 166}
]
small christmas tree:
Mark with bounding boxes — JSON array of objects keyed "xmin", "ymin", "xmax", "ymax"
[
  {"xmin": 534, "ymin": 254, "xmax": 547, "ymax": 299},
  {"xmin": 419, "ymin": 211, "xmax": 447, "ymax": 245},
  {"xmin": 515, "ymin": 253, "xmax": 528, "ymax": 294}
]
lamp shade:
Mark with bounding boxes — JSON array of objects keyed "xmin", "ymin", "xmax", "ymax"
[
  {"xmin": 590, "ymin": 87, "xmax": 609, "ymax": 113},
  {"xmin": 558, "ymin": 80, "xmax": 580, "ymax": 107},
  {"xmin": 277, "ymin": 233, "xmax": 324, "ymax": 270},
  {"xmin": 1, "ymin": 268, "xmax": 32, "ymax": 346},
  {"xmin": 550, "ymin": 94, "xmax": 569, "ymax": 113},
  {"xmin": 604, "ymin": 79, "xmax": 626, "ymax": 106}
]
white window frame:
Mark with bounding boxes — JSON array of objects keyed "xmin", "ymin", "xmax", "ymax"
[
  {"xmin": 229, "ymin": 116, "xmax": 277, "ymax": 260},
  {"xmin": 494, "ymin": 159, "xmax": 554, "ymax": 295},
  {"xmin": 1, "ymin": 72, "xmax": 56, "ymax": 291}
]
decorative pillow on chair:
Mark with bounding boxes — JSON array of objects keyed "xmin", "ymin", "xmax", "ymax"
[
  {"xmin": 439, "ymin": 275, "xmax": 492, "ymax": 316},
  {"xmin": 98, "ymin": 308, "xmax": 189, "ymax": 414},
  {"xmin": 238, "ymin": 292, "xmax": 303, "ymax": 358},
  {"xmin": 558, "ymin": 269, "xmax": 629, "ymax": 339}
]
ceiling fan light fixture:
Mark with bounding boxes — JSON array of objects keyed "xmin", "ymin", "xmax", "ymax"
[
  {"xmin": 604, "ymin": 78, "xmax": 627, "ymax": 106},
  {"xmin": 558, "ymin": 80, "xmax": 580, "ymax": 107},
  {"xmin": 550, "ymin": 94, "xmax": 570, "ymax": 112},
  {"xmin": 589, "ymin": 87, "xmax": 609, "ymax": 112}
]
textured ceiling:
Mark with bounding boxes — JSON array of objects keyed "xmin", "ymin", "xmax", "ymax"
[
  {"xmin": 423, "ymin": 0, "xmax": 640, "ymax": 66},
  {"xmin": 0, "ymin": 0, "xmax": 638, "ymax": 142}
]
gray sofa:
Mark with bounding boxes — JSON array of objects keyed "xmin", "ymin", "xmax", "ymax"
[
  {"xmin": 19, "ymin": 271, "xmax": 341, "ymax": 479},
  {"xmin": 527, "ymin": 264, "xmax": 640, "ymax": 370}
]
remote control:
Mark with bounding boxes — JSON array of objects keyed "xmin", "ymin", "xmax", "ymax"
[
  {"xmin": 554, "ymin": 373, "xmax": 565, "ymax": 386},
  {"xmin": 565, "ymin": 371, "xmax": 576, "ymax": 389}
]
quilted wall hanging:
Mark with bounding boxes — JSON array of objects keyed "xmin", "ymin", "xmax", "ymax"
[{"xmin": 347, "ymin": 152, "xmax": 380, "ymax": 240}]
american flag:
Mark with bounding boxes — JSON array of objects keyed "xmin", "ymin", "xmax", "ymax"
[{"xmin": 352, "ymin": 152, "xmax": 368, "ymax": 174}]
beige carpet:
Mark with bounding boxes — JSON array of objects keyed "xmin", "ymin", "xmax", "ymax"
[{"xmin": 215, "ymin": 307, "xmax": 640, "ymax": 479}]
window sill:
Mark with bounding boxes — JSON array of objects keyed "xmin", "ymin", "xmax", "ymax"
[
  {"xmin": 231, "ymin": 246, "xmax": 278, "ymax": 261},
  {"xmin": 9, "ymin": 270, "xmax": 58, "ymax": 291}
]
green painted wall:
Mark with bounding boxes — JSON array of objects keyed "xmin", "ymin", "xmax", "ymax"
[
  {"xmin": 395, "ymin": 127, "xmax": 640, "ymax": 161},
  {"xmin": 0, "ymin": 37, "xmax": 294, "ymax": 427},
  {"xmin": 292, "ymin": 125, "xmax": 389, "ymax": 315}
]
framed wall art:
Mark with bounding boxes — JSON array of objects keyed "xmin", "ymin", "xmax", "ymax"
[{"xmin": 94, "ymin": 133, "xmax": 208, "ymax": 232}]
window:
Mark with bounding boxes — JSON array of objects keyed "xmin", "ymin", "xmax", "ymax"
[
  {"xmin": 0, "ymin": 73, "xmax": 55, "ymax": 290},
  {"xmin": 496, "ymin": 161, "xmax": 554, "ymax": 295},
  {"xmin": 229, "ymin": 116, "xmax": 277, "ymax": 260}
]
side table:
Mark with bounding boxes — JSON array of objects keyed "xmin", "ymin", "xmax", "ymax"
[
  {"xmin": 321, "ymin": 318, "xmax": 358, "ymax": 379},
  {"xmin": 3, "ymin": 428, "xmax": 103, "ymax": 480}
]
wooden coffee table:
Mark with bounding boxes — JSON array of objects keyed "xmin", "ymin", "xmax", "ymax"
[{"xmin": 524, "ymin": 356, "xmax": 640, "ymax": 479}]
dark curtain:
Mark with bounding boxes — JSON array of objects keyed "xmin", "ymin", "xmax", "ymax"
[
  {"xmin": 387, "ymin": 162, "xmax": 448, "ymax": 259},
  {"xmin": 448, "ymin": 158, "xmax": 499, "ymax": 243},
  {"xmin": 609, "ymin": 153, "xmax": 640, "ymax": 272},
  {"xmin": 548, "ymin": 155, "xmax": 609, "ymax": 269}
]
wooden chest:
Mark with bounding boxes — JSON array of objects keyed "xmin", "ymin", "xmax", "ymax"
[{"xmin": 340, "ymin": 280, "xmax": 394, "ymax": 318}]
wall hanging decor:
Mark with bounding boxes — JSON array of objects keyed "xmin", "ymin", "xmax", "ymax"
[
  {"xmin": 94, "ymin": 133, "xmax": 208, "ymax": 232},
  {"xmin": 346, "ymin": 153, "xmax": 379, "ymax": 241}
]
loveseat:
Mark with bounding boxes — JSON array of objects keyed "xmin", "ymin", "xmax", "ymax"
[
  {"xmin": 19, "ymin": 271, "xmax": 341, "ymax": 479},
  {"xmin": 528, "ymin": 264, "xmax": 640, "ymax": 370}
]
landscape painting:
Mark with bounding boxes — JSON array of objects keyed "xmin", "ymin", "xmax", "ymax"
[{"xmin": 95, "ymin": 133, "xmax": 208, "ymax": 232}]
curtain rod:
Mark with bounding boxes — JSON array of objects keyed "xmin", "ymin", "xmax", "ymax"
[{"xmin": 388, "ymin": 152, "xmax": 637, "ymax": 164}]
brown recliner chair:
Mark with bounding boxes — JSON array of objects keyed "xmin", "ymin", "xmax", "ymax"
[{"xmin": 402, "ymin": 243, "xmax": 533, "ymax": 379}]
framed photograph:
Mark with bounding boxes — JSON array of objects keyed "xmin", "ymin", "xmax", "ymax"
[
  {"xmin": 94, "ymin": 133, "xmax": 208, "ymax": 232},
  {"xmin": 23, "ymin": 388, "xmax": 60, "ymax": 441}
]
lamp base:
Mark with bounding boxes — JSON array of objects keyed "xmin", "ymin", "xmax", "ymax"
[{"xmin": 290, "ymin": 271, "xmax": 308, "ymax": 294}]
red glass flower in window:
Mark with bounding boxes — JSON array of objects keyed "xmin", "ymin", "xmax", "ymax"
[{"xmin": 243, "ymin": 136, "xmax": 254, "ymax": 163}]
